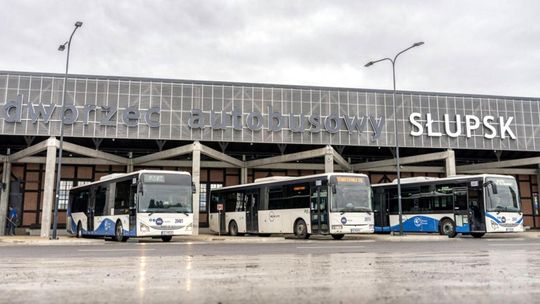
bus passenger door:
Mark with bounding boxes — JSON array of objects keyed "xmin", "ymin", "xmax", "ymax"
[
  {"xmin": 310, "ymin": 185, "xmax": 329, "ymax": 234},
  {"xmin": 87, "ymin": 188, "xmax": 95, "ymax": 232},
  {"xmin": 129, "ymin": 182, "xmax": 137, "ymax": 235},
  {"xmin": 373, "ymin": 188, "xmax": 389, "ymax": 233},
  {"xmin": 468, "ymin": 181, "xmax": 486, "ymax": 232},
  {"xmin": 453, "ymin": 187, "xmax": 469, "ymax": 233},
  {"xmin": 246, "ymin": 192, "xmax": 259, "ymax": 233}
]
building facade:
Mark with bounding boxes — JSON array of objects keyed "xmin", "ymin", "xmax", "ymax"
[{"xmin": 1, "ymin": 70, "xmax": 539, "ymax": 235}]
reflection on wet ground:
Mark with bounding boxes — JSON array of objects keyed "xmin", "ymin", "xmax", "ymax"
[{"xmin": 2, "ymin": 247, "xmax": 540, "ymax": 304}]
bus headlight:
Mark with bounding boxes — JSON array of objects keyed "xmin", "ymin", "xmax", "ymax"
[
  {"xmin": 332, "ymin": 225, "xmax": 343, "ymax": 230},
  {"xmin": 186, "ymin": 223, "xmax": 193, "ymax": 231},
  {"xmin": 140, "ymin": 223, "xmax": 150, "ymax": 232}
]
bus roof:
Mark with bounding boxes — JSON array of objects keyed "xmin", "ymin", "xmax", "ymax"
[
  {"xmin": 69, "ymin": 170, "xmax": 191, "ymax": 191},
  {"xmin": 212, "ymin": 172, "xmax": 369, "ymax": 192},
  {"xmin": 373, "ymin": 174, "xmax": 515, "ymax": 187}
]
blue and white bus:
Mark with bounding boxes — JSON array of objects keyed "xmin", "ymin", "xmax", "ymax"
[
  {"xmin": 373, "ymin": 174, "xmax": 524, "ymax": 238},
  {"xmin": 68, "ymin": 170, "xmax": 194, "ymax": 242}
]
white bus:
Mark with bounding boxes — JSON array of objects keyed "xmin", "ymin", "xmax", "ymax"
[
  {"xmin": 373, "ymin": 174, "xmax": 524, "ymax": 238},
  {"xmin": 68, "ymin": 170, "xmax": 194, "ymax": 242},
  {"xmin": 209, "ymin": 173, "xmax": 373, "ymax": 240}
]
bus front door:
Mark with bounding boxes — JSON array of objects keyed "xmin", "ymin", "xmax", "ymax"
[
  {"xmin": 468, "ymin": 182, "xmax": 486, "ymax": 232},
  {"xmin": 129, "ymin": 184, "xmax": 137, "ymax": 235},
  {"xmin": 452, "ymin": 187, "xmax": 469, "ymax": 233},
  {"xmin": 373, "ymin": 189, "xmax": 389, "ymax": 233},
  {"xmin": 310, "ymin": 186, "xmax": 329, "ymax": 234},
  {"xmin": 87, "ymin": 189, "xmax": 95, "ymax": 232},
  {"xmin": 246, "ymin": 192, "xmax": 259, "ymax": 233}
]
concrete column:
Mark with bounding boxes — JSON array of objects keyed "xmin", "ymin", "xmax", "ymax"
[
  {"xmin": 191, "ymin": 141, "xmax": 201, "ymax": 236},
  {"xmin": 0, "ymin": 159, "xmax": 12, "ymax": 235},
  {"xmin": 536, "ymin": 164, "xmax": 540, "ymax": 227},
  {"xmin": 445, "ymin": 149, "xmax": 456, "ymax": 177},
  {"xmin": 325, "ymin": 146, "xmax": 334, "ymax": 173},
  {"xmin": 40, "ymin": 137, "xmax": 57, "ymax": 238},
  {"xmin": 241, "ymin": 155, "xmax": 248, "ymax": 184},
  {"xmin": 127, "ymin": 152, "xmax": 134, "ymax": 172}
]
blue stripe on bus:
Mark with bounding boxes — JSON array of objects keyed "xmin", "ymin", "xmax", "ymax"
[
  {"xmin": 485, "ymin": 213, "xmax": 501, "ymax": 224},
  {"xmin": 69, "ymin": 217, "xmax": 134, "ymax": 237},
  {"xmin": 376, "ymin": 216, "xmax": 471, "ymax": 233},
  {"xmin": 486, "ymin": 213, "xmax": 523, "ymax": 225},
  {"xmin": 455, "ymin": 223, "xmax": 470, "ymax": 233}
]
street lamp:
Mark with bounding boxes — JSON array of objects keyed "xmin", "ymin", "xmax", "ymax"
[
  {"xmin": 52, "ymin": 21, "xmax": 83, "ymax": 240},
  {"xmin": 365, "ymin": 41, "xmax": 424, "ymax": 236}
]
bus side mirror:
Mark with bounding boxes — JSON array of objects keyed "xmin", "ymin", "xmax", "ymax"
[
  {"xmin": 192, "ymin": 182, "xmax": 196, "ymax": 194},
  {"xmin": 138, "ymin": 183, "xmax": 144, "ymax": 195},
  {"xmin": 332, "ymin": 184, "xmax": 337, "ymax": 194}
]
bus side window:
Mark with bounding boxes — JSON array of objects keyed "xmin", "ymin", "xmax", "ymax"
[
  {"xmin": 115, "ymin": 180, "xmax": 131, "ymax": 212},
  {"xmin": 225, "ymin": 192, "xmax": 237, "ymax": 212},
  {"xmin": 454, "ymin": 188, "xmax": 468, "ymax": 210},
  {"xmin": 73, "ymin": 190, "xmax": 89, "ymax": 213},
  {"xmin": 94, "ymin": 187, "xmax": 107, "ymax": 216}
]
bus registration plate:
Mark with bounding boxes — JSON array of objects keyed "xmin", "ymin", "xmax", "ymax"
[
  {"xmin": 350, "ymin": 228, "xmax": 362, "ymax": 233},
  {"xmin": 506, "ymin": 228, "xmax": 513, "ymax": 232},
  {"xmin": 161, "ymin": 231, "xmax": 174, "ymax": 235}
]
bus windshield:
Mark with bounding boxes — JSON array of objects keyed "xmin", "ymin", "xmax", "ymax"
[
  {"xmin": 331, "ymin": 176, "xmax": 371, "ymax": 212},
  {"xmin": 486, "ymin": 177, "xmax": 520, "ymax": 212},
  {"xmin": 138, "ymin": 174, "xmax": 193, "ymax": 213}
]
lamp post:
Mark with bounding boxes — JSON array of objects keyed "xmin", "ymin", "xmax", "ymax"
[
  {"xmin": 52, "ymin": 21, "xmax": 83, "ymax": 240},
  {"xmin": 365, "ymin": 41, "xmax": 424, "ymax": 236}
]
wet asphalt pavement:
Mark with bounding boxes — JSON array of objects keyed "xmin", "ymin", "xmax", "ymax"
[{"xmin": 1, "ymin": 236, "xmax": 539, "ymax": 304}]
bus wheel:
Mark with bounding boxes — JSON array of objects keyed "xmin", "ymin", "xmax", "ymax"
[
  {"xmin": 440, "ymin": 219, "xmax": 457, "ymax": 238},
  {"xmin": 331, "ymin": 234, "xmax": 345, "ymax": 240},
  {"xmin": 161, "ymin": 236, "xmax": 173, "ymax": 242},
  {"xmin": 471, "ymin": 232, "xmax": 485, "ymax": 238},
  {"xmin": 115, "ymin": 221, "xmax": 129, "ymax": 242},
  {"xmin": 229, "ymin": 220, "xmax": 239, "ymax": 236},
  {"xmin": 76, "ymin": 222, "xmax": 83, "ymax": 238},
  {"xmin": 294, "ymin": 219, "xmax": 309, "ymax": 239}
]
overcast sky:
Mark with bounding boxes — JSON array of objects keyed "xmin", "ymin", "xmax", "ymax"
[{"xmin": 1, "ymin": 1, "xmax": 539, "ymax": 97}]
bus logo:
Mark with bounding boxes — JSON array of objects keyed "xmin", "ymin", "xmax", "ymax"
[
  {"xmin": 414, "ymin": 217, "xmax": 428, "ymax": 227},
  {"xmin": 500, "ymin": 216, "xmax": 506, "ymax": 223},
  {"xmin": 156, "ymin": 218, "xmax": 163, "ymax": 225},
  {"xmin": 341, "ymin": 217, "xmax": 347, "ymax": 224}
]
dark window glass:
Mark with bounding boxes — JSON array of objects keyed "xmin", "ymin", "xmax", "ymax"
[
  {"xmin": 71, "ymin": 189, "xmax": 90, "ymax": 213},
  {"xmin": 225, "ymin": 192, "xmax": 239, "ymax": 212},
  {"xmin": 115, "ymin": 180, "xmax": 131, "ymax": 211},
  {"xmin": 269, "ymin": 186, "xmax": 284, "ymax": 210},
  {"xmin": 269, "ymin": 183, "xmax": 310, "ymax": 210},
  {"xmin": 210, "ymin": 193, "xmax": 226, "ymax": 213},
  {"xmin": 94, "ymin": 187, "xmax": 107, "ymax": 216}
]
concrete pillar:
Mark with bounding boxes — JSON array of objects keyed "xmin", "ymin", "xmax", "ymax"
[
  {"xmin": 445, "ymin": 149, "xmax": 456, "ymax": 177},
  {"xmin": 325, "ymin": 146, "xmax": 334, "ymax": 173},
  {"xmin": 191, "ymin": 141, "xmax": 201, "ymax": 236},
  {"xmin": 241, "ymin": 155, "xmax": 248, "ymax": 184},
  {"xmin": 0, "ymin": 159, "xmax": 12, "ymax": 235},
  {"xmin": 536, "ymin": 164, "xmax": 540, "ymax": 227},
  {"xmin": 127, "ymin": 152, "xmax": 134, "ymax": 173},
  {"xmin": 40, "ymin": 137, "xmax": 57, "ymax": 238}
]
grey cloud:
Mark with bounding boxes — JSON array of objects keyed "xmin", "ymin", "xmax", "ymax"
[{"xmin": 1, "ymin": 0, "xmax": 539, "ymax": 97}]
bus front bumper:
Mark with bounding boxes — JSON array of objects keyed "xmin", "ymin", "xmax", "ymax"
[{"xmin": 330, "ymin": 224, "xmax": 374, "ymax": 234}]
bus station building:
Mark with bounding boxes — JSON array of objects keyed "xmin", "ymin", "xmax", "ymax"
[{"xmin": 0, "ymin": 70, "xmax": 539, "ymax": 236}]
